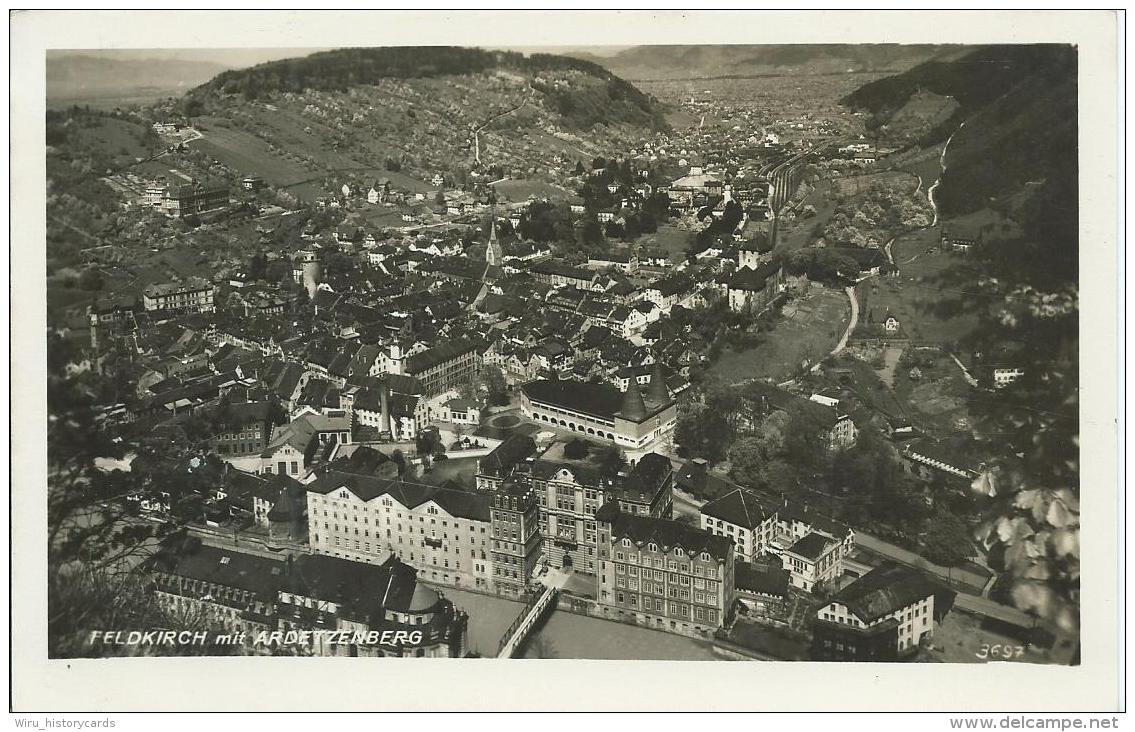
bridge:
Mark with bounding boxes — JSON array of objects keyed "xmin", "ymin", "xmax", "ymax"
[{"xmin": 496, "ymin": 586, "xmax": 558, "ymax": 658}]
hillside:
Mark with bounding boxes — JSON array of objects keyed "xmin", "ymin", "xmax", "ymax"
[
  {"xmin": 165, "ymin": 47, "xmax": 668, "ymax": 199},
  {"xmin": 574, "ymin": 44, "xmax": 945, "ymax": 80},
  {"xmin": 843, "ymin": 44, "xmax": 1077, "ymax": 216},
  {"xmin": 189, "ymin": 47, "xmax": 666, "ymax": 131}
]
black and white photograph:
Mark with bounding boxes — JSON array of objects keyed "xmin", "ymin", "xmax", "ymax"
[{"xmin": 10, "ymin": 8, "xmax": 1123, "ymax": 717}]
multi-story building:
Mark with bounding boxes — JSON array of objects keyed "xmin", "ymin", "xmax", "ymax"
[
  {"xmin": 595, "ymin": 503, "xmax": 735, "ymax": 636},
  {"xmin": 780, "ymin": 531, "xmax": 844, "ymax": 592},
  {"xmin": 210, "ymin": 401, "xmax": 275, "ymax": 461},
  {"xmin": 142, "ymin": 277, "xmax": 216, "ymax": 313},
  {"xmin": 400, "ymin": 339, "xmax": 481, "ymax": 398},
  {"xmin": 156, "ymin": 183, "xmax": 230, "ymax": 218},
  {"xmin": 524, "ymin": 443, "xmax": 674, "ymax": 573},
  {"xmin": 699, "ymin": 487, "xmax": 773, "ymax": 563},
  {"xmin": 519, "ymin": 374, "xmax": 677, "ymax": 450},
  {"xmin": 146, "ymin": 538, "xmax": 469, "ymax": 657},
  {"xmin": 489, "ymin": 482, "xmax": 542, "ymax": 597},
  {"xmin": 812, "ymin": 562, "xmax": 955, "ymax": 661},
  {"xmin": 305, "ymin": 470, "xmax": 493, "ymax": 591},
  {"xmin": 700, "ymin": 490, "xmax": 854, "ymax": 579}
]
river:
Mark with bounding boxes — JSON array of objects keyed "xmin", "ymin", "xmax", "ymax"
[{"xmin": 437, "ymin": 586, "xmax": 729, "ymax": 660}]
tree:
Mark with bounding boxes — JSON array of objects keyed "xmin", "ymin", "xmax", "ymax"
[
  {"xmin": 478, "ymin": 365, "xmax": 509, "ymax": 406},
  {"xmin": 434, "ymin": 191, "xmax": 447, "ymax": 207},
  {"xmin": 563, "ymin": 438, "xmax": 589, "ymax": 460},
  {"xmin": 596, "ymin": 444, "xmax": 627, "ymax": 479},
  {"xmin": 922, "ymin": 509, "xmax": 974, "ymax": 568},
  {"xmin": 674, "ymin": 401, "xmax": 732, "ymax": 464}
]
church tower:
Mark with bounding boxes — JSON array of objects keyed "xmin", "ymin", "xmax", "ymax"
[{"xmin": 486, "ymin": 211, "xmax": 503, "ymax": 267}]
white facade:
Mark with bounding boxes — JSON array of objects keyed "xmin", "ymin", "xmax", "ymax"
[{"xmin": 308, "ymin": 487, "xmax": 492, "ymax": 590}]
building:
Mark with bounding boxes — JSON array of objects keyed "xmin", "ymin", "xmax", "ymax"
[
  {"xmin": 142, "ymin": 278, "xmax": 216, "ymax": 313},
  {"xmin": 530, "ymin": 260, "xmax": 599, "ymax": 290},
  {"xmin": 812, "ymin": 562, "xmax": 956, "ymax": 661},
  {"xmin": 260, "ymin": 411, "xmax": 352, "ymax": 478},
  {"xmin": 743, "ymin": 382, "xmax": 857, "ymax": 451},
  {"xmin": 586, "ymin": 250, "xmax": 639, "ymax": 275},
  {"xmin": 596, "ymin": 503, "xmax": 735, "ymax": 636},
  {"xmin": 519, "ymin": 373, "xmax": 677, "ymax": 450},
  {"xmin": 489, "ymin": 482, "xmax": 542, "ymax": 597},
  {"xmin": 525, "ymin": 444, "xmax": 674, "ymax": 572},
  {"xmin": 485, "ymin": 216, "xmax": 504, "ymax": 267},
  {"xmin": 153, "ymin": 183, "xmax": 230, "ymax": 218},
  {"xmin": 146, "ymin": 538, "xmax": 469, "ymax": 657},
  {"xmin": 699, "ymin": 487, "xmax": 772, "ymax": 563},
  {"xmin": 780, "ymin": 530, "xmax": 844, "ymax": 592},
  {"xmin": 210, "ymin": 401, "xmax": 275, "ymax": 461},
  {"xmin": 727, "ymin": 261, "xmax": 783, "ymax": 314},
  {"xmin": 306, "ymin": 470, "xmax": 493, "ymax": 591},
  {"xmin": 401, "ymin": 339, "xmax": 481, "ymax": 398}
]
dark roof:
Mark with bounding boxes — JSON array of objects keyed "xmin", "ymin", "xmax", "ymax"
[
  {"xmin": 521, "ymin": 379, "xmax": 624, "ymax": 421},
  {"xmin": 831, "ymin": 562, "xmax": 953, "ymax": 623},
  {"xmin": 145, "ymin": 538, "xmax": 281, "ymax": 601},
  {"xmin": 307, "ymin": 470, "xmax": 490, "ymax": 522},
  {"xmin": 784, "ymin": 531, "xmax": 838, "ymax": 561},
  {"xmin": 729, "ymin": 260, "xmax": 781, "ymax": 291},
  {"xmin": 699, "ymin": 487, "xmax": 767, "ymax": 529},
  {"xmin": 404, "ymin": 338, "xmax": 479, "ymax": 375},
  {"xmin": 598, "ymin": 506, "xmax": 733, "ymax": 560},
  {"xmin": 735, "ymin": 560, "xmax": 790, "ymax": 597},
  {"xmin": 617, "ymin": 376, "xmax": 648, "ymax": 420},
  {"xmin": 613, "ymin": 452, "xmax": 672, "ymax": 503},
  {"xmin": 479, "ymin": 434, "xmax": 537, "ymax": 477}
]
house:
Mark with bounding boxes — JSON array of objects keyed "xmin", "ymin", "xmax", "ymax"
[
  {"xmin": 259, "ymin": 411, "xmax": 352, "ymax": 477},
  {"xmin": 780, "ymin": 531, "xmax": 844, "ymax": 592},
  {"xmin": 438, "ymin": 398, "xmax": 480, "ymax": 426},
  {"xmin": 727, "ymin": 261, "xmax": 783, "ymax": 314},
  {"xmin": 743, "ymin": 382, "xmax": 857, "ymax": 451},
  {"xmin": 586, "ymin": 250, "xmax": 639, "ymax": 275},
  {"xmin": 699, "ymin": 487, "xmax": 772, "ymax": 563},
  {"xmin": 811, "ymin": 563, "xmax": 956, "ymax": 661}
]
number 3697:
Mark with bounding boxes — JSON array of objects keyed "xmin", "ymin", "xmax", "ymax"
[{"xmin": 975, "ymin": 643, "xmax": 1025, "ymax": 660}]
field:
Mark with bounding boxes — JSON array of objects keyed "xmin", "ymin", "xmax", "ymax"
[
  {"xmin": 706, "ymin": 287, "xmax": 849, "ymax": 384},
  {"xmin": 192, "ymin": 119, "xmax": 315, "ymax": 187},
  {"xmin": 635, "ymin": 225, "xmax": 691, "ymax": 261},
  {"xmin": 493, "ymin": 178, "xmax": 570, "ymax": 202},
  {"xmin": 856, "ymin": 224, "xmax": 981, "ymax": 347}
]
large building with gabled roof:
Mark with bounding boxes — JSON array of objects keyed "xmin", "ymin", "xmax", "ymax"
[
  {"xmin": 305, "ymin": 469, "xmax": 493, "ymax": 591},
  {"xmin": 518, "ymin": 361, "xmax": 677, "ymax": 450},
  {"xmin": 811, "ymin": 562, "xmax": 956, "ymax": 661}
]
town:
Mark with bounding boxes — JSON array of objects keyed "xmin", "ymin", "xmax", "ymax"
[{"xmin": 45, "ymin": 44, "xmax": 1080, "ymax": 663}]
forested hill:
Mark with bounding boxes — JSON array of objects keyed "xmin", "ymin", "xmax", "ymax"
[
  {"xmin": 189, "ymin": 46, "xmax": 667, "ymax": 130},
  {"xmin": 844, "ymin": 44, "xmax": 1077, "ymax": 216}
]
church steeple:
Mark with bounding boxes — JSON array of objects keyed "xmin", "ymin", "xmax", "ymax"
[{"xmin": 485, "ymin": 207, "xmax": 503, "ymax": 266}]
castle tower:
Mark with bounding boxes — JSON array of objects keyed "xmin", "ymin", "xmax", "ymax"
[
  {"xmin": 616, "ymin": 375, "xmax": 648, "ymax": 421},
  {"xmin": 646, "ymin": 362, "xmax": 670, "ymax": 404}
]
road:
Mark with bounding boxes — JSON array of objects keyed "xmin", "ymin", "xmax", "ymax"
[
  {"xmin": 813, "ymin": 285, "xmax": 858, "ymax": 371},
  {"xmin": 927, "ymin": 121, "xmax": 964, "ymax": 227}
]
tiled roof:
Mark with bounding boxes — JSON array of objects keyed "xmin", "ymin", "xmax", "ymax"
[
  {"xmin": 599, "ymin": 505, "xmax": 733, "ymax": 560},
  {"xmin": 784, "ymin": 531, "xmax": 838, "ymax": 561},
  {"xmin": 699, "ymin": 487, "xmax": 767, "ymax": 529},
  {"xmin": 735, "ymin": 560, "xmax": 790, "ymax": 598},
  {"xmin": 831, "ymin": 562, "xmax": 953, "ymax": 623},
  {"xmin": 307, "ymin": 470, "xmax": 490, "ymax": 522}
]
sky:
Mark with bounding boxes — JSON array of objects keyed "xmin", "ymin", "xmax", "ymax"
[{"xmin": 47, "ymin": 45, "xmax": 635, "ymax": 71}]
